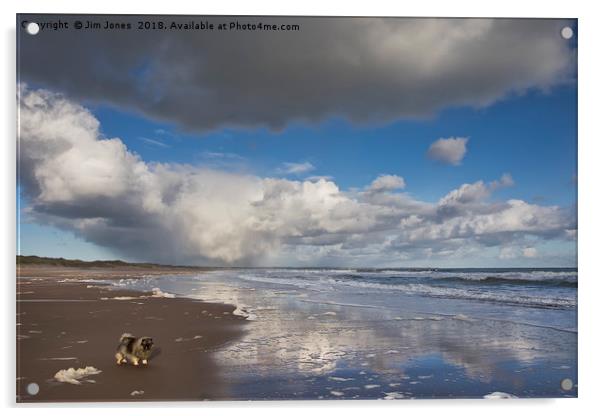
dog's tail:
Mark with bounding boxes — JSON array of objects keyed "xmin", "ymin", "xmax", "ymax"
[{"xmin": 120, "ymin": 333, "xmax": 134, "ymax": 342}]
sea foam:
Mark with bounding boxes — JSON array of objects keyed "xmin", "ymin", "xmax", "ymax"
[{"xmin": 54, "ymin": 366, "xmax": 101, "ymax": 385}]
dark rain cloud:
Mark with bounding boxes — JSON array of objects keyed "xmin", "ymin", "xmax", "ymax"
[{"xmin": 19, "ymin": 15, "xmax": 575, "ymax": 132}]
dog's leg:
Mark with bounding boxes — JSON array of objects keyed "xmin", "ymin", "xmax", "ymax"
[
  {"xmin": 133, "ymin": 357, "xmax": 140, "ymax": 366},
  {"xmin": 115, "ymin": 353, "xmax": 124, "ymax": 365},
  {"xmin": 142, "ymin": 359, "xmax": 148, "ymax": 365}
]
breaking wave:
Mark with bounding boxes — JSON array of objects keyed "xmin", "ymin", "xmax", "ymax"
[{"xmin": 232, "ymin": 268, "xmax": 577, "ymax": 310}]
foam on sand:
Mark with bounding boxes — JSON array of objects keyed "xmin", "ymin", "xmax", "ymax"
[
  {"xmin": 232, "ymin": 306, "xmax": 257, "ymax": 321},
  {"xmin": 130, "ymin": 390, "xmax": 145, "ymax": 396},
  {"xmin": 453, "ymin": 314, "xmax": 472, "ymax": 321},
  {"xmin": 151, "ymin": 288, "xmax": 176, "ymax": 298},
  {"xmin": 483, "ymin": 391, "xmax": 518, "ymax": 399},
  {"xmin": 54, "ymin": 366, "xmax": 102, "ymax": 385}
]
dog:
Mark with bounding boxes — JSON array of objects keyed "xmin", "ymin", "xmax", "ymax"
[{"xmin": 115, "ymin": 333, "xmax": 154, "ymax": 366}]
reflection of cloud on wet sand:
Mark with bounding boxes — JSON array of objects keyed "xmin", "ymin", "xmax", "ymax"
[{"xmin": 197, "ymin": 278, "xmax": 569, "ymax": 385}]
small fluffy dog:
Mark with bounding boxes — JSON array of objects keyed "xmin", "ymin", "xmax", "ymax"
[{"xmin": 115, "ymin": 333, "xmax": 154, "ymax": 366}]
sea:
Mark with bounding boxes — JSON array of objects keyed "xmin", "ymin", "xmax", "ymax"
[{"xmin": 106, "ymin": 267, "xmax": 578, "ymax": 400}]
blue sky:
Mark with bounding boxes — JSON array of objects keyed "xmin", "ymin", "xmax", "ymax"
[
  {"xmin": 17, "ymin": 17, "xmax": 577, "ymax": 266},
  {"xmin": 92, "ymin": 85, "xmax": 577, "ymax": 206}
]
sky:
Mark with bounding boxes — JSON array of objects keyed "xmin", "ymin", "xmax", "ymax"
[{"xmin": 17, "ymin": 16, "xmax": 577, "ymax": 267}]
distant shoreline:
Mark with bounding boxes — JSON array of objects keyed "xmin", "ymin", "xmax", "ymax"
[
  {"xmin": 16, "ymin": 255, "xmax": 576, "ymax": 272},
  {"xmin": 16, "ymin": 255, "xmax": 213, "ymax": 270}
]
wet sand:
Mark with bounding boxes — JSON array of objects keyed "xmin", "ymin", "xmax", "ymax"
[{"xmin": 16, "ymin": 267, "xmax": 247, "ymax": 402}]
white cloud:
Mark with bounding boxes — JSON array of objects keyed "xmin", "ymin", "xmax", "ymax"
[
  {"xmin": 499, "ymin": 244, "xmax": 539, "ymax": 260},
  {"xmin": 438, "ymin": 180, "xmax": 489, "ymax": 206},
  {"xmin": 305, "ymin": 175, "xmax": 334, "ymax": 182},
  {"xmin": 139, "ymin": 137, "xmax": 170, "ymax": 148},
  {"xmin": 197, "ymin": 151, "xmax": 247, "ymax": 171},
  {"xmin": 490, "ymin": 173, "xmax": 514, "ymax": 190},
  {"xmin": 436, "ymin": 174, "xmax": 515, "ymax": 220},
  {"xmin": 279, "ymin": 162, "xmax": 316, "ymax": 175},
  {"xmin": 18, "ymin": 87, "xmax": 575, "ymax": 266},
  {"xmin": 522, "ymin": 247, "xmax": 538, "ymax": 258},
  {"xmin": 367, "ymin": 175, "xmax": 406, "ymax": 192},
  {"xmin": 401, "ymin": 199, "xmax": 570, "ymax": 245},
  {"xmin": 427, "ymin": 137, "xmax": 469, "ymax": 165},
  {"xmin": 201, "ymin": 151, "xmax": 244, "ymax": 160},
  {"xmin": 498, "ymin": 247, "xmax": 517, "ymax": 260}
]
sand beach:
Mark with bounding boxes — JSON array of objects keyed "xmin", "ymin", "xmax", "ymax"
[{"xmin": 17, "ymin": 265, "xmax": 247, "ymax": 402}]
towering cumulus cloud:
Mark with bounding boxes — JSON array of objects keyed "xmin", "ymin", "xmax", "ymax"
[{"xmin": 18, "ymin": 86, "xmax": 575, "ymax": 265}]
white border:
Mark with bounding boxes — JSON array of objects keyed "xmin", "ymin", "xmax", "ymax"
[{"xmin": 2, "ymin": 1, "xmax": 600, "ymax": 415}]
